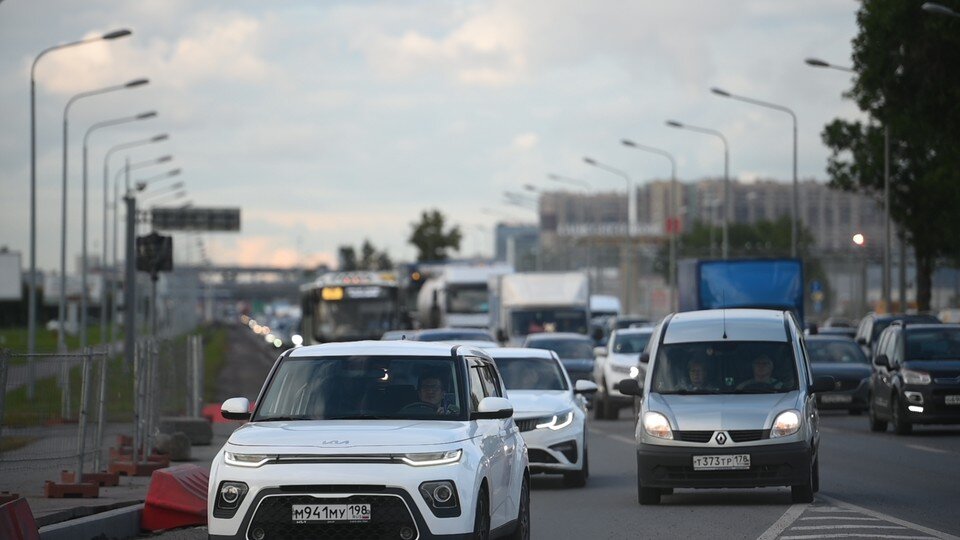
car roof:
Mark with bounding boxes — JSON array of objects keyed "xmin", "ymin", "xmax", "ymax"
[
  {"xmin": 902, "ymin": 323, "xmax": 960, "ymax": 332},
  {"xmin": 289, "ymin": 340, "xmax": 483, "ymax": 358},
  {"xmin": 805, "ymin": 335, "xmax": 856, "ymax": 342},
  {"xmin": 524, "ymin": 332, "xmax": 591, "ymax": 341},
  {"xmin": 664, "ymin": 309, "xmax": 788, "ymax": 344},
  {"xmin": 485, "ymin": 347, "xmax": 557, "ymax": 359},
  {"xmin": 611, "ymin": 327, "xmax": 654, "ymax": 337}
]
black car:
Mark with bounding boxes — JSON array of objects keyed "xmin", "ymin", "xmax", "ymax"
[
  {"xmin": 853, "ymin": 312, "xmax": 940, "ymax": 360},
  {"xmin": 805, "ymin": 336, "xmax": 871, "ymax": 414},
  {"xmin": 816, "ymin": 327, "xmax": 857, "ymax": 339},
  {"xmin": 869, "ymin": 322, "xmax": 960, "ymax": 434}
]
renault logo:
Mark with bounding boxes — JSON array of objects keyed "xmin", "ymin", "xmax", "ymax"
[{"xmin": 715, "ymin": 432, "xmax": 727, "ymax": 445}]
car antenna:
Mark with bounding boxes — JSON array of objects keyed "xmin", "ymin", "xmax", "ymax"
[{"xmin": 722, "ymin": 290, "xmax": 728, "ymax": 339}]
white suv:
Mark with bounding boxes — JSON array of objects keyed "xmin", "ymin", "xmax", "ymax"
[
  {"xmin": 208, "ymin": 341, "xmax": 530, "ymax": 539},
  {"xmin": 593, "ymin": 327, "xmax": 654, "ymax": 420}
]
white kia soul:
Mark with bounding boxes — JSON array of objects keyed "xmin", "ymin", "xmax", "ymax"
[{"xmin": 208, "ymin": 341, "xmax": 530, "ymax": 540}]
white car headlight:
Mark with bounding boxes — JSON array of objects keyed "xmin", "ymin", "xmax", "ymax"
[
  {"xmin": 224, "ymin": 451, "xmax": 275, "ymax": 468},
  {"xmin": 536, "ymin": 410, "xmax": 575, "ymax": 431},
  {"xmin": 642, "ymin": 411, "xmax": 673, "ymax": 440},
  {"xmin": 771, "ymin": 410, "xmax": 802, "ymax": 438},
  {"xmin": 901, "ymin": 369, "xmax": 931, "ymax": 385},
  {"xmin": 400, "ymin": 449, "xmax": 462, "ymax": 466}
]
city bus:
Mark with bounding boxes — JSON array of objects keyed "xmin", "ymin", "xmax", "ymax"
[{"xmin": 299, "ymin": 271, "xmax": 402, "ymax": 344}]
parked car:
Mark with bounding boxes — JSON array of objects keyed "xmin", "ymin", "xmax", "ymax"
[
  {"xmin": 489, "ymin": 347, "xmax": 597, "ymax": 487},
  {"xmin": 868, "ymin": 322, "xmax": 960, "ymax": 435},
  {"xmin": 854, "ymin": 312, "xmax": 940, "ymax": 360},
  {"xmin": 208, "ymin": 341, "xmax": 530, "ymax": 539},
  {"xmin": 592, "ymin": 327, "xmax": 654, "ymax": 420},
  {"xmin": 522, "ymin": 333, "xmax": 596, "ymax": 386},
  {"xmin": 805, "ymin": 336, "xmax": 871, "ymax": 414},
  {"xmin": 618, "ymin": 308, "xmax": 835, "ymax": 505}
]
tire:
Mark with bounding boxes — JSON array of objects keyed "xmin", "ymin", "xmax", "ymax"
[
  {"xmin": 891, "ymin": 396, "xmax": 913, "ymax": 435},
  {"xmin": 563, "ymin": 446, "xmax": 588, "ymax": 488},
  {"xmin": 473, "ymin": 488, "xmax": 490, "ymax": 540},
  {"xmin": 506, "ymin": 477, "xmax": 530, "ymax": 540},
  {"xmin": 868, "ymin": 396, "xmax": 887, "ymax": 432},
  {"xmin": 637, "ymin": 452, "xmax": 660, "ymax": 505},
  {"xmin": 791, "ymin": 461, "xmax": 815, "ymax": 503},
  {"xmin": 593, "ymin": 388, "xmax": 606, "ymax": 420},
  {"xmin": 812, "ymin": 458, "xmax": 820, "ymax": 493},
  {"xmin": 602, "ymin": 395, "xmax": 619, "ymax": 420}
]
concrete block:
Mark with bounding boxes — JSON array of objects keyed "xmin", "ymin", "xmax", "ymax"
[
  {"xmin": 38, "ymin": 503, "xmax": 143, "ymax": 540},
  {"xmin": 155, "ymin": 432, "xmax": 192, "ymax": 461},
  {"xmin": 159, "ymin": 417, "xmax": 213, "ymax": 446}
]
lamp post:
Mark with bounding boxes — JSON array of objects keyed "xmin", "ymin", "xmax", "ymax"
[
  {"xmin": 622, "ymin": 139, "xmax": 679, "ymax": 311},
  {"xmin": 59, "ymin": 78, "xmax": 149, "ymax": 352},
  {"xmin": 710, "ymin": 87, "xmax": 798, "ymax": 258},
  {"xmin": 583, "ymin": 157, "xmax": 636, "ymax": 313},
  {"xmin": 84, "ymin": 112, "xmax": 157, "ymax": 352},
  {"xmin": 666, "ymin": 120, "xmax": 730, "ymax": 259},
  {"xmin": 134, "ymin": 168, "xmax": 181, "ymax": 192},
  {"xmin": 548, "ymin": 174, "xmax": 600, "ymax": 295},
  {"xmin": 28, "ymin": 28, "xmax": 132, "ymax": 355}
]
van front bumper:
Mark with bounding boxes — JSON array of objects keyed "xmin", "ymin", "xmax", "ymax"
[{"xmin": 637, "ymin": 441, "xmax": 812, "ymax": 489}]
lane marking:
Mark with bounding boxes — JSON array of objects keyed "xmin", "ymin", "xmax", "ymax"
[
  {"xmin": 905, "ymin": 444, "xmax": 950, "ymax": 455},
  {"xmin": 790, "ymin": 525, "xmax": 907, "ymax": 530},
  {"xmin": 819, "ymin": 495, "xmax": 960, "ymax": 540},
  {"xmin": 800, "ymin": 517, "xmax": 883, "ymax": 521},
  {"xmin": 757, "ymin": 504, "xmax": 807, "ymax": 540},
  {"xmin": 780, "ymin": 535, "xmax": 933, "ymax": 540}
]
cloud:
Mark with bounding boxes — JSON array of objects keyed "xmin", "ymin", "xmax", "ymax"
[
  {"xmin": 511, "ymin": 132, "xmax": 539, "ymax": 151},
  {"xmin": 207, "ymin": 235, "xmax": 335, "ymax": 268}
]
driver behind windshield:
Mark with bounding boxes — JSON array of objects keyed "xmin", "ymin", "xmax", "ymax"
[
  {"xmin": 406, "ymin": 371, "xmax": 459, "ymax": 415},
  {"xmin": 736, "ymin": 354, "xmax": 784, "ymax": 390},
  {"xmin": 679, "ymin": 359, "xmax": 718, "ymax": 392}
]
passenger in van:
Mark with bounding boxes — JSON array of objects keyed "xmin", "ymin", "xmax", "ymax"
[
  {"xmin": 736, "ymin": 354, "xmax": 784, "ymax": 390},
  {"xmin": 679, "ymin": 359, "xmax": 718, "ymax": 392}
]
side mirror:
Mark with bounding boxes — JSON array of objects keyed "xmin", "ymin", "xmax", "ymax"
[
  {"xmin": 472, "ymin": 397, "xmax": 513, "ymax": 420},
  {"xmin": 574, "ymin": 380, "xmax": 598, "ymax": 394},
  {"xmin": 591, "ymin": 327, "xmax": 605, "ymax": 342},
  {"xmin": 221, "ymin": 397, "xmax": 251, "ymax": 421},
  {"xmin": 639, "ymin": 352, "xmax": 650, "ymax": 364},
  {"xmin": 594, "ymin": 346, "xmax": 607, "ymax": 358},
  {"xmin": 874, "ymin": 354, "xmax": 890, "ymax": 368},
  {"xmin": 855, "ymin": 336, "xmax": 867, "ymax": 346},
  {"xmin": 810, "ymin": 376, "xmax": 836, "ymax": 394},
  {"xmin": 618, "ymin": 378, "xmax": 642, "ymax": 396},
  {"xmin": 496, "ymin": 328, "xmax": 507, "ymax": 343}
]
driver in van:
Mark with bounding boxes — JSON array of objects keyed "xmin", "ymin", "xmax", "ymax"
[
  {"xmin": 736, "ymin": 354, "xmax": 784, "ymax": 390},
  {"xmin": 679, "ymin": 358, "xmax": 718, "ymax": 392},
  {"xmin": 406, "ymin": 372, "xmax": 459, "ymax": 415}
]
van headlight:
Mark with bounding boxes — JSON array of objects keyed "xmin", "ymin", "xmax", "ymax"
[
  {"xmin": 771, "ymin": 410, "xmax": 801, "ymax": 438},
  {"xmin": 224, "ymin": 451, "xmax": 274, "ymax": 468},
  {"xmin": 400, "ymin": 449, "xmax": 462, "ymax": 466},
  {"xmin": 901, "ymin": 369, "xmax": 931, "ymax": 385},
  {"xmin": 536, "ymin": 410, "xmax": 574, "ymax": 431},
  {"xmin": 642, "ymin": 411, "xmax": 673, "ymax": 440}
]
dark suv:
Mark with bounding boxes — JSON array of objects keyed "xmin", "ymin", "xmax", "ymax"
[
  {"xmin": 869, "ymin": 322, "xmax": 960, "ymax": 434},
  {"xmin": 854, "ymin": 313, "xmax": 940, "ymax": 360}
]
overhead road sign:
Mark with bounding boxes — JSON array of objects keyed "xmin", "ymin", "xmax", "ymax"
[{"xmin": 151, "ymin": 208, "xmax": 240, "ymax": 232}]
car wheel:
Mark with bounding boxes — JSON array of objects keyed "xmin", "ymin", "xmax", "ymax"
[
  {"xmin": 812, "ymin": 458, "xmax": 820, "ymax": 493},
  {"xmin": 891, "ymin": 396, "xmax": 913, "ymax": 435},
  {"xmin": 790, "ymin": 462, "xmax": 815, "ymax": 503},
  {"xmin": 593, "ymin": 387, "xmax": 606, "ymax": 420},
  {"xmin": 506, "ymin": 477, "xmax": 530, "ymax": 540},
  {"xmin": 637, "ymin": 452, "xmax": 660, "ymax": 505},
  {"xmin": 473, "ymin": 488, "xmax": 490, "ymax": 540},
  {"xmin": 563, "ymin": 446, "xmax": 588, "ymax": 488},
  {"xmin": 868, "ymin": 396, "xmax": 887, "ymax": 432}
]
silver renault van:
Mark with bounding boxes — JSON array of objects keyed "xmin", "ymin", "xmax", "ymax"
[{"xmin": 619, "ymin": 309, "xmax": 834, "ymax": 504}]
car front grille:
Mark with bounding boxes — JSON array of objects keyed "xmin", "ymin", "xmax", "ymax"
[
  {"xmin": 516, "ymin": 418, "xmax": 539, "ymax": 432},
  {"xmin": 673, "ymin": 430, "xmax": 770, "ymax": 443},
  {"xmin": 247, "ymin": 494, "xmax": 417, "ymax": 540},
  {"xmin": 675, "ymin": 431, "xmax": 714, "ymax": 443}
]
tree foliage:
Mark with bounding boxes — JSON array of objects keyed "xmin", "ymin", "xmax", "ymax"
[
  {"xmin": 338, "ymin": 240, "xmax": 392, "ymax": 271},
  {"xmin": 821, "ymin": 0, "xmax": 960, "ymax": 310},
  {"xmin": 408, "ymin": 209, "xmax": 462, "ymax": 262}
]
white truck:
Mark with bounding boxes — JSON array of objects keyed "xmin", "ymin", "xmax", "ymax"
[
  {"xmin": 492, "ymin": 271, "xmax": 591, "ymax": 346},
  {"xmin": 416, "ymin": 263, "xmax": 513, "ymax": 329}
]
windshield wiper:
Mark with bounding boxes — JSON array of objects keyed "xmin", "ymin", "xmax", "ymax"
[
  {"xmin": 324, "ymin": 415, "xmax": 393, "ymax": 420},
  {"xmin": 663, "ymin": 389, "xmax": 720, "ymax": 395},
  {"xmin": 255, "ymin": 415, "xmax": 315, "ymax": 422},
  {"xmin": 731, "ymin": 388, "xmax": 780, "ymax": 394}
]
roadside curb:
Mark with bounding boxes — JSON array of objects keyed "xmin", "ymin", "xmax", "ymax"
[{"xmin": 38, "ymin": 503, "xmax": 143, "ymax": 540}]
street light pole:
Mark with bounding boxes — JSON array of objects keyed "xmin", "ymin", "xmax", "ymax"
[
  {"xmin": 583, "ymin": 157, "xmax": 636, "ymax": 313},
  {"xmin": 666, "ymin": 120, "xmax": 730, "ymax": 259},
  {"xmin": 622, "ymin": 140, "xmax": 679, "ymax": 311},
  {"xmin": 62, "ymin": 79, "xmax": 150, "ymax": 353},
  {"xmin": 28, "ymin": 28, "xmax": 132, "ymax": 355},
  {"xmin": 711, "ymin": 87, "xmax": 798, "ymax": 258}
]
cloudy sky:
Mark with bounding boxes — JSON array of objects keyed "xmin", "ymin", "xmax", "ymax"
[{"xmin": 0, "ymin": 0, "xmax": 863, "ymax": 271}]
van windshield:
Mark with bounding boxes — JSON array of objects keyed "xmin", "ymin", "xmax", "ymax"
[{"xmin": 651, "ymin": 341, "xmax": 799, "ymax": 395}]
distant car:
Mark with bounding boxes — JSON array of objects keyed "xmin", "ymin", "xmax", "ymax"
[
  {"xmin": 380, "ymin": 330, "xmax": 414, "ymax": 341},
  {"xmin": 805, "ymin": 336, "xmax": 871, "ymax": 414},
  {"xmin": 489, "ymin": 347, "xmax": 597, "ymax": 488},
  {"xmin": 823, "ymin": 317, "xmax": 854, "ymax": 328},
  {"xmin": 869, "ymin": 322, "xmax": 960, "ymax": 434},
  {"xmin": 607, "ymin": 316, "xmax": 653, "ymax": 333},
  {"xmin": 815, "ymin": 327, "xmax": 857, "ymax": 339},
  {"xmin": 854, "ymin": 312, "xmax": 940, "ymax": 360},
  {"xmin": 411, "ymin": 328, "xmax": 500, "ymax": 349},
  {"xmin": 522, "ymin": 333, "xmax": 596, "ymax": 386},
  {"xmin": 592, "ymin": 327, "xmax": 654, "ymax": 420}
]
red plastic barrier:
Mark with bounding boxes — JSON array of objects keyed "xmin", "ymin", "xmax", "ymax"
[
  {"xmin": 0, "ymin": 497, "xmax": 40, "ymax": 540},
  {"xmin": 141, "ymin": 464, "xmax": 209, "ymax": 532}
]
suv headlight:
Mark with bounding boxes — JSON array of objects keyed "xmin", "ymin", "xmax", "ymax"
[
  {"xmin": 400, "ymin": 449, "xmax": 462, "ymax": 466},
  {"xmin": 642, "ymin": 411, "xmax": 673, "ymax": 440},
  {"xmin": 224, "ymin": 451, "xmax": 274, "ymax": 468},
  {"xmin": 771, "ymin": 410, "xmax": 801, "ymax": 438},
  {"xmin": 536, "ymin": 410, "xmax": 574, "ymax": 430},
  {"xmin": 901, "ymin": 369, "xmax": 931, "ymax": 385}
]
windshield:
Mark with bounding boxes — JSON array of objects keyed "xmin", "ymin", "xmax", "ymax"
[
  {"xmin": 316, "ymin": 290, "xmax": 398, "ymax": 340},
  {"xmin": 806, "ymin": 339, "xmax": 868, "ymax": 364},
  {"xmin": 493, "ymin": 357, "xmax": 568, "ymax": 391},
  {"xmin": 872, "ymin": 315, "xmax": 940, "ymax": 340},
  {"xmin": 905, "ymin": 328, "xmax": 960, "ymax": 360},
  {"xmin": 446, "ymin": 285, "xmax": 488, "ymax": 314},
  {"xmin": 254, "ymin": 356, "xmax": 466, "ymax": 421},
  {"xmin": 511, "ymin": 309, "xmax": 589, "ymax": 335},
  {"xmin": 527, "ymin": 338, "xmax": 594, "ymax": 359},
  {"xmin": 417, "ymin": 330, "xmax": 495, "ymax": 342},
  {"xmin": 651, "ymin": 341, "xmax": 799, "ymax": 395},
  {"xmin": 613, "ymin": 333, "xmax": 652, "ymax": 354}
]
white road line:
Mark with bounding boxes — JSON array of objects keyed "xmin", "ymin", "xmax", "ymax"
[
  {"xmin": 790, "ymin": 525, "xmax": 907, "ymax": 530},
  {"xmin": 603, "ymin": 433, "xmax": 636, "ymax": 445},
  {"xmin": 780, "ymin": 535, "xmax": 933, "ymax": 540},
  {"xmin": 757, "ymin": 504, "xmax": 807, "ymax": 540},
  {"xmin": 808, "ymin": 507, "xmax": 863, "ymax": 513},
  {"xmin": 800, "ymin": 517, "xmax": 882, "ymax": 521},
  {"xmin": 905, "ymin": 444, "xmax": 950, "ymax": 455},
  {"xmin": 819, "ymin": 495, "xmax": 960, "ymax": 540}
]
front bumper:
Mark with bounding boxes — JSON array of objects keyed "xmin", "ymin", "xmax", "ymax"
[
  {"xmin": 902, "ymin": 383, "xmax": 960, "ymax": 424},
  {"xmin": 636, "ymin": 441, "xmax": 813, "ymax": 489},
  {"xmin": 517, "ymin": 419, "xmax": 585, "ymax": 474},
  {"xmin": 816, "ymin": 378, "xmax": 869, "ymax": 410}
]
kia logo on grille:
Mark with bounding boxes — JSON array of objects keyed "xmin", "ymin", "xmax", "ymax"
[{"xmin": 715, "ymin": 432, "xmax": 727, "ymax": 445}]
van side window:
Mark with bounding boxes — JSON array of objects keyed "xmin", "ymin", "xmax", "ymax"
[
  {"xmin": 890, "ymin": 331, "xmax": 904, "ymax": 366},
  {"xmin": 478, "ymin": 363, "xmax": 503, "ymax": 398},
  {"xmin": 874, "ymin": 332, "xmax": 889, "ymax": 360}
]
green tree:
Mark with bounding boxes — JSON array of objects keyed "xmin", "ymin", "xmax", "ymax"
[
  {"xmin": 338, "ymin": 246, "xmax": 358, "ymax": 271},
  {"xmin": 821, "ymin": 0, "xmax": 960, "ymax": 311},
  {"xmin": 409, "ymin": 209, "xmax": 462, "ymax": 262},
  {"xmin": 340, "ymin": 240, "xmax": 393, "ymax": 271}
]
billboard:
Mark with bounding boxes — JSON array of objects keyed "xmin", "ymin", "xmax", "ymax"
[{"xmin": 0, "ymin": 251, "xmax": 21, "ymax": 300}]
